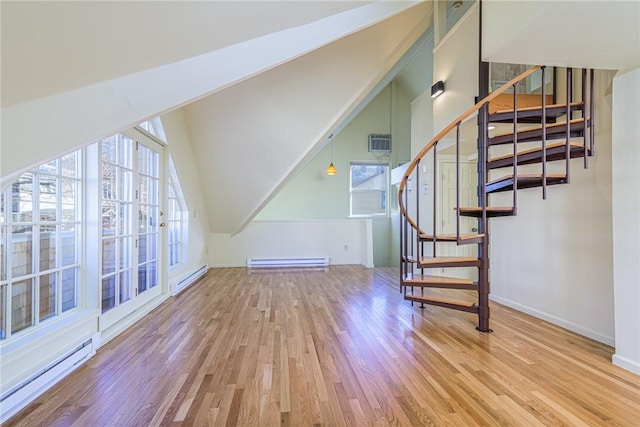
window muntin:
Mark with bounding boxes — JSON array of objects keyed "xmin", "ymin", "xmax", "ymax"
[
  {"xmin": 349, "ymin": 163, "xmax": 389, "ymax": 216},
  {"xmin": 0, "ymin": 150, "xmax": 81, "ymax": 340},
  {"xmin": 167, "ymin": 181, "xmax": 183, "ymax": 268}
]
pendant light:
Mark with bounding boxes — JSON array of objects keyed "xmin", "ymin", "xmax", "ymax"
[{"xmin": 325, "ymin": 134, "xmax": 337, "ymax": 175}]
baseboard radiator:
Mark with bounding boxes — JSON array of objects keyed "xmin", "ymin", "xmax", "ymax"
[
  {"xmin": 247, "ymin": 257, "xmax": 330, "ymax": 268},
  {"xmin": 175, "ymin": 264, "xmax": 208, "ymax": 294},
  {"xmin": 0, "ymin": 336, "xmax": 97, "ymax": 423}
]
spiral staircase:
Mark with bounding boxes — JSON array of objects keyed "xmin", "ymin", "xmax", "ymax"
[{"xmin": 398, "ymin": 66, "xmax": 595, "ymax": 332}]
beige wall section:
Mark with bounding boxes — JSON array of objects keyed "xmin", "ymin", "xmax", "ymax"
[
  {"xmin": 160, "ymin": 111, "xmax": 211, "ymax": 291},
  {"xmin": 254, "ymin": 84, "xmax": 412, "ymax": 266},
  {"xmin": 489, "ymin": 70, "xmax": 616, "ymax": 345},
  {"xmin": 612, "ymin": 68, "xmax": 640, "ymax": 374}
]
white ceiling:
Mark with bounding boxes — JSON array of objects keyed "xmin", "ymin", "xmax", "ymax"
[
  {"xmin": 3, "ymin": 0, "xmax": 637, "ymax": 235},
  {"xmin": 1, "ymin": 1, "xmax": 372, "ymax": 107},
  {"xmin": 482, "ymin": 1, "xmax": 640, "ymax": 71}
]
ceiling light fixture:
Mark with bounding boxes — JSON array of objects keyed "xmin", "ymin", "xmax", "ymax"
[{"xmin": 431, "ymin": 80, "xmax": 445, "ymax": 98}]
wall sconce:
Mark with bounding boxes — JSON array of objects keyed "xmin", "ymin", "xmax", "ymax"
[{"xmin": 431, "ymin": 80, "xmax": 445, "ymax": 98}]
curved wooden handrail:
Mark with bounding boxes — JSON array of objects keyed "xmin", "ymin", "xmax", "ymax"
[{"xmin": 398, "ymin": 65, "xmax": 542, "ymax": 232}]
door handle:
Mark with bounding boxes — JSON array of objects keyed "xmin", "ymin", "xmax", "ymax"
[{"xmin": 471, "ymin": 227, "xmax": 478, "ymax": 232}]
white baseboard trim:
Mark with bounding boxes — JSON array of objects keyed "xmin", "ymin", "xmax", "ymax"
[
  {"xmin": 490, "ymin": 295, "xmax": 615, "ymax": 346},
  {"xmin": 612, "ymin": 354, "xmax": 640, "ymax": 375},
  {"xmin": 0, "ymin": 334, "xmax": 98, "ymax": 423}
]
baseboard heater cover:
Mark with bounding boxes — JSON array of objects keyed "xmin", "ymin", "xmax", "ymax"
[
  {"xmin": 175, "ymin": 264, "xmax": 208, "ymax": 293},
  {"xmin": 0, "ymin": 336, "xmax": 97, "ymax": 423},
  {"xmin": 247, "ymin": 257, "xmax": 330, "ymax": 268}
]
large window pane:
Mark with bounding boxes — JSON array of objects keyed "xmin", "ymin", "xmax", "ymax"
[
  {"xmin": 12, "ymin": 278, "xmax": 34, "ymax": 334},
  {"xmin": 61, "ymin": 152, "xmax": 78, "ymax": 178},
  {"xmin": 39, "ymin": 225, "xmax": 57, "ymax": 272},
  {"xmin": 39, "ymin": 272, "xmax": 57, "ymax": 321},
  {"xmin": 102, "ymin": 275, "xmax": 116, "ymax": 313},
  {"xmin": 102, "ymin": 202, "xmax": 117, "ymax": 235},
  {"xmin": 11, "ymin": 174, "xmax": 34, "ymax": 223},
  {"xmin": 120, "ymin": 203, "xmax": 132, "ymax": 235},
  {"xmin": 149, "ymin": 261, "xmax": 158, "ymax": 289},
  {"xmin": 61, "ymin": 179, "xmax": 77, "ymax": 222},
  {"xmin": 0, "ymin": 285, "xmax": 6, "ymax": 339},
  {"xmin": 119, "ymin": 270, "xmax": 132, "ymax": 304},
  {"xmin": 102, "ymin": 163, "xmax": 116, "ymax": 200},
  {"xmin": 39, "ymin": 175, "xmax": 58, "ymax": 222},
  {"xmin": 61, "ymin": 267, "xmax": 77, "ymax": 312},
  {"xmin": 102, "ymin": 238, "xmax": 116, "ymax": 275},
  {"xmin": 61, "ymin": 224, "xmax": 76, "ymax": 266},
  {"xmin": 138, "ymin": 264, "xmax": 147, "ymax": 294},
  {"xmin": 1, "ymin": 226, "xmax": 7, "ymax": 281},
  {"xmin": 12, "ymin": 225, "xmax": 33, "ymax": 277}
]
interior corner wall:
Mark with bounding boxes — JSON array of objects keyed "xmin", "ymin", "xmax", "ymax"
[
  {"xmin": 611, "ymin": 68, "xmax": 640, "ymax": 374},
  {"xmin": 160, "ymin": 109, "xmax": 211, "ymax": 286},
  {"xmin": 489, "ymin": 70, "xmax": 616, "ymax": 346},
  {"xmin": 252, "ymin": 84, "xmax": 412, "ymax": 266}
]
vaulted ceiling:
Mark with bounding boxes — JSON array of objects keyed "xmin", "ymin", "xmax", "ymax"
[{"xmin": 2, "ymin": 1, "xmax": 431, "ymax": 234}]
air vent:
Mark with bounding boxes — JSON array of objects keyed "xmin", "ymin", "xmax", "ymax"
[{"xmin": 368, "ymin": 134, "xmax": 391, "ymax": 153}]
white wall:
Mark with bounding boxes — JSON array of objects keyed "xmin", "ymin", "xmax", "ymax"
[
  {"xmin": 612, "ymin": 68, "xmax": 640, "ymax": 374},
  {"xmin": 489, "ymin": 70, "xmax": 616, "ymax": 345},
  {"xmin": 432, "ymin": 2, "xmax": 479, "ymax": 134},
  {"xmin": 210, "ymin": 220, "xmax": 373, "ymax": 268}
]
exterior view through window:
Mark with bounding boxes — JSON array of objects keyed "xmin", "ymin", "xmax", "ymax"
[{"xmin": 350, "ymin": 162, "xmax": 389, "ymax": 216}]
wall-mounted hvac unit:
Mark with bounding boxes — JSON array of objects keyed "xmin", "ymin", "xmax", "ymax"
[{"xmin": 368, "ymin": 134, "xmax": 391, "ymax": 153}]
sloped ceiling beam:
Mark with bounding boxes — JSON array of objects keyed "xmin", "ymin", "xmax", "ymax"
[{"xmin": 1, "ymin": 1, "xmax": 422, "ymax": 179}]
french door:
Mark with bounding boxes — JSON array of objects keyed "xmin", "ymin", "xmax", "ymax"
[{"xmin": 99, "ymin": 132, "xmax": 163, "ymax": 329}]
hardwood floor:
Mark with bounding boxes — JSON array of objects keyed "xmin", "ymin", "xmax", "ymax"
[{"xmin": 6, "ymin": 266, "xmax": 640, "ymax": 426}]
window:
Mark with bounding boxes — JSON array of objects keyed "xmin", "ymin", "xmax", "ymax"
[
  {"xmin": 349, "ymin": 162, "xmax": 389, "ymax": 216},
  {"xmin": 0, "ymin": 151, "xmax": 81, "ymax": 340},
  {"xmin": 100, "ymin": 134, "xmax": 161, "ymax": 315},
  {"xmin": 167, "ymin": 180, "xmax": 184, "ymax": 268}
]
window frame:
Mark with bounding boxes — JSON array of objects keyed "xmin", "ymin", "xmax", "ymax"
[
  {"xmin": 0, "ymin": 150, "xmax": 82, "ymax": 341},
  {"xmin": 348, "ymin": 161, "xmax": 390, "ymax": 218}
]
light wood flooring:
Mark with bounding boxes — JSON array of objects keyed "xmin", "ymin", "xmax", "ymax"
[{"xmin": 6, "ymin": 266, "xmax": 640, "ymax": 426}]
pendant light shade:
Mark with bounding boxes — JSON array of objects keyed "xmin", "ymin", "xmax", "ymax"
[
  {"xmin": 325, "ymin": 162, "xmax": 337, "ymax": 175},
  {"xmin": 326, "ymin": 134, "xmax": 337, "ymax": 175}
]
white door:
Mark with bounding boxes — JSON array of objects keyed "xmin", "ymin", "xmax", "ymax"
[
  {"xmin": 99, "ymin": 133, "xmax": 163, "ymax": 330},
  {"xmin": 438, "ymin": 160, "xmax": 478, "ymax": 279}
]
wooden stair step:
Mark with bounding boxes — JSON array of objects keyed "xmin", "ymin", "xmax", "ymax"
[
  {"xmin": 456, "ymin": 206, "xmax": 515, "ymax": 218},
  {"xmin": 486, "ymin": 173, "xmax": 568, "ymax": 194},
  {"xmin": 403, "ymin": 273, "xmax": 478, "ymax": 290},
  {"xmin": 488, "ymin": 141, "xmax": 589, "ymax": 169},
  {"xmin": 489, "ymin": 118, "xmax": 590, "ymax": 146},
  {"xmin": 404, "ymin": 295, "xmax": 478, "ymax": 313},
  {"xmin": 489, "ymin": 101, "xmax": 584, "ymax": 123},
  {"xmin": 418, "ymin": 233, "xmax": 485, "ymax": 244},
  {"xmin": 416, "ymin": 256, "xmax": 480, "ymax": 268}
]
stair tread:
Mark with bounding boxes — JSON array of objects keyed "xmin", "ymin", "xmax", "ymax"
[
  {"xmin": 457, "ymin": 206, "xmax": 516, "ymax": 218},
  {"xmin": 489, "ymin": 141, "xmax": 583, "ymax": 163},
  {"xmin": 404, "ymin": 273, "xmax": 475, "ymax": 285},
  {"xmin": 492, "ymin": 117, "xmax": 588, "ymax": 139},
  {"xmin": 486, "ymin": 173, "xmax": 567, "ymax": 186},
  {"xmin": 404, "ymin": 295, "xmax": 477, "ymax": 308},
  {"xmin": 457, "ymin": 206, "xmax": 514, "ymax": 213},
  {"xmin": 492, "ymin": 101, "xmax": 584, "ymax": 116},
  {"xmin": 419, "ymin": 233, "xmax": 485, "ymax": 241},
  {"xmin": 418, "ymin": 256, "xmax": 479, "ymax": 264}
]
